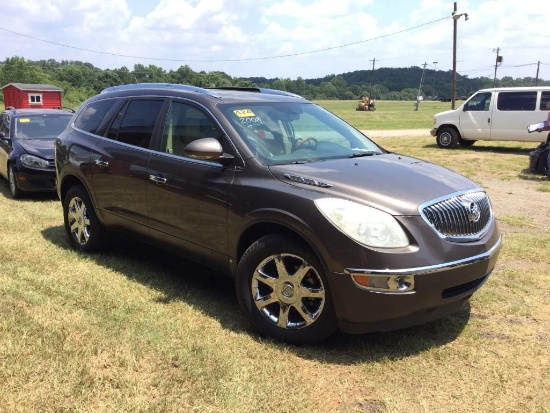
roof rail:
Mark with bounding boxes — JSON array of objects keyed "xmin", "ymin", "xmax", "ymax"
[
  {"xmin": 100, "ymin": 83, "xmax": 222, "ymax": 98},
  {"xmin": 210, "ymin": 86, "xmax": 305, "ymax": 99}
]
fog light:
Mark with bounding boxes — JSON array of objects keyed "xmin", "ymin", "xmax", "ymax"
[{"xmin": 351, "ymin": 274, "xmax": 414, "ymax": 293}]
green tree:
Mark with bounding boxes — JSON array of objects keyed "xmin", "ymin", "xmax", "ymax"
[{"xmin": 0, "ymin": 56, "xmax": 50, "ymax": 86}]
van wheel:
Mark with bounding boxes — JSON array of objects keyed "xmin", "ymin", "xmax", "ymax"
[
  {"xmin": 236, "ymin": 235, "xmax": 337, "ymax": 344},
  {"xmin": 436, "ymin": 127, "xmax": 459, "ymax": 149},
  {"xmin": 63, "ymin": 185, "xmax": 106, "ymax": 252}
]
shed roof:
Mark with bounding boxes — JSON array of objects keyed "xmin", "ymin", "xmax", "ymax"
[{"xmin": 1, "ymin": 83, "xmax": 63, "ymax": 91}]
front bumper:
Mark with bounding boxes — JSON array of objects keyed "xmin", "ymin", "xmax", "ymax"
[
  {"xmin": 329, "ymin": 234, "xmax": 502, "ymax": 334},
  {"xmin": 430, "ymin": 127, "xmax": 437, "ymax": 136},
  {"xmin": 13, "ymin": 166, "xmax": 56, "ymax": 193}
]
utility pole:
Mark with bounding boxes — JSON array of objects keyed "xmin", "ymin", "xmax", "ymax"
[
  {"xmin": 493, "ymin": 47, "xmax": 502, "ymax": 87},
  {"xmin": 414, "ymin": 62, "xmax": 428, "ymax": 111},
  {"xmin": 368, "ymin": 58, "xmax": 376, "ymax": 98},
  {"xmin": 432, "ymin": 61, "xmax": 438, "ymax": 100},
  {"xmin": 535, "ymin": 61, "xmax": 540, "ymax": 86},
  {"xmin": 452, "ymin": 2, "xmax": 468, "ymax": 110}
]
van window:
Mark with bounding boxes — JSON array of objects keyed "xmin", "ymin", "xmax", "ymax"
[
  {"xmin": 497, "ymin": 91, "xmax": 537, "ymax": 111},
  {"xmin": 540, "ymin": 91, "xmax": 550, "ymax": 110},
  {"xmin": 464, "ymin": 92, "xmax": 491, "ymax": 111}
]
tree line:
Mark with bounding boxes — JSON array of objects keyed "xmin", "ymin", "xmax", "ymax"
[{"xmin": 1, "ymin": 56, "xmax": 548, "ymax": 109}]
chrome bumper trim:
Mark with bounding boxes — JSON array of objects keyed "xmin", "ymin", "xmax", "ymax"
[{"xmin": 345, "ymin": 235, "xmax": 502, "ymax": 278}]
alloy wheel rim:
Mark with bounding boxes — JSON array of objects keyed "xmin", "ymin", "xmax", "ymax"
[
  {"xmin": 251, "ymin": 253, "xmax": 325, "ymax": 329},
  {"xmin": 67, "ymin": 197, "xmax": 90, "ymax": 245}
]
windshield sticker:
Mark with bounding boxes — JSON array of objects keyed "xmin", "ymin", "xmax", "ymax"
[
  {"xmin": 18, "ymin": 118, "xmax": 31, "ymax": 123},
  {"xmin": 233, "ymin": 109, "xmax": 256, "ymax": 118}
]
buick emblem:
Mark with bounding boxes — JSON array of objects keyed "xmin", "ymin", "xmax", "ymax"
[{"xmin": 466, "ymin": 201, "xmax": 481, "ymax": 223}]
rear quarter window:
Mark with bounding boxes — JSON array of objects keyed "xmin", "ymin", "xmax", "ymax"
[
  {"xmin": 74, "ymin": 99, "xmax": 119, "ymax": 134},
  {"xmin": 497, "ymin": 91, "xmax": 537, "ymax": 111}
]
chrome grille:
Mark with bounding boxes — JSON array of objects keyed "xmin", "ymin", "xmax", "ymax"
[{"xmin": 419, "ymin": 191, "xmax": 493, "ymax": 241}]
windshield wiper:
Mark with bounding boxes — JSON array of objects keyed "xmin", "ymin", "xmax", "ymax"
[{"xmin": 348, "ymin": 150, "xmax": 377, "ymax": 158}]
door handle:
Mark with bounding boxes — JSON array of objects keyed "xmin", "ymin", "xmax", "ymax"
[
  {"xmin": 149, "ymin": 174, "xmax": 167, "ymax": 184},
  {"xmin": 95, "ymin": 159, "xmax": 109, "ymax": 168}
]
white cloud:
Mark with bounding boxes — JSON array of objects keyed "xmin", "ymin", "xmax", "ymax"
[{"xmin": 0, "ymin": 0, "xmax": 547, "ymax": 80}]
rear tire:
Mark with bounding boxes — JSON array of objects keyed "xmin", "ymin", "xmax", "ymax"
[
  {"xmin": 436, "ymin": 127, "xmax": 459, "ymax": 149},
  {"xmin": 63, "ymin": 185, "xmax": 107, "ymax": 252},
  {"xmin": 236, "ymin": 234, "xmax": 337, "ymax": 344}
]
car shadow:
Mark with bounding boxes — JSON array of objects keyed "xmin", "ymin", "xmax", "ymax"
[{"xmin": 41, "ymin": 225, "xmax": 471, "ymax": 364}]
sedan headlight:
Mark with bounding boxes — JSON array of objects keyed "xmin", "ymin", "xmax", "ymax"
[
  {"xmin": 20, "ymin": 154, "xmax": 50, "ymax": 169},
  {"xmin": 315, "ymin": 198, "xmax": 409, "ymax": 248}
]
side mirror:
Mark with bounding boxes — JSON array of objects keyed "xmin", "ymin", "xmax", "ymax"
[{"xmin": 184, "ymin": 138, "xmax": 234, "ymax": 164}]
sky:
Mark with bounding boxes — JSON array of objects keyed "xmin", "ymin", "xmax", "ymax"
[{"xmin": 1, "ymin": 0, "xmax": 548, "ymax": 81}]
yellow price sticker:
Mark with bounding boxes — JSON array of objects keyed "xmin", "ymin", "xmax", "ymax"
[
  {"xmin": 18, "ymin": 118, "xmax": 31, "ymax": 123},
  {"xmin": 233, "ymin": 109, "xmax": 256, "ymax": 118}
]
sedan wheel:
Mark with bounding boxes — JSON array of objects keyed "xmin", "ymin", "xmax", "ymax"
[
  {"xmin": 8, "ymin": 166, "xmax": 22, "ymax": 199},
  {"xmin": 237, "ymin": 235, "xmax": 337, "ymax": 344},
  {"xmin": 63, "ymin": 185, "xmax": 106, "ymax": 252}
]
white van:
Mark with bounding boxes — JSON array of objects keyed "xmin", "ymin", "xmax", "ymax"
[{"xmin": 430, "ymin": 87, "xmax": 550, "ymax": 149}]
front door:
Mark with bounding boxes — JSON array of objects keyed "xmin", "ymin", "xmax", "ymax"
[
  {"xmin": 459, "ymin": 92, "xmax": 493, "ymax": 140},
  {"xmin": 146, "ymin": 101, "xmax": 235, "ymax": 266}
]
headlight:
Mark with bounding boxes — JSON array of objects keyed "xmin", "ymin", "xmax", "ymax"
[
  {"xmin": 20, "ymin": 154, "xmax": 50, "ymax": 169},
  {"xmin": 315, "ymin": 198, "xmax": 409, "ymax": 248}
]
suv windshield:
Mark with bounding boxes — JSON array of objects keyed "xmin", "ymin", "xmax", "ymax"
[
  {"xmin": 15, "ymin": 115, "xmax": 73, "ymax": 140},
  {"xmin": 220, "ymin": 102, "xmax": 383, "ymax": 165}
]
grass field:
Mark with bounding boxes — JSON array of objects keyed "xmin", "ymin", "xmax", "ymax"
[
  {"xmin": 1, "ymin": 101, "xmax": 549, "ymax": 412},
  {"xmin": 315, "ymin": 99, "xmax": 459, "ymax": 130}
]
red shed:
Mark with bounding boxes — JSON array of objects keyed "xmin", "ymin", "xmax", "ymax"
[{"xmin": 1, "ymin": 83, "xmax": 63, "ymax": 109}]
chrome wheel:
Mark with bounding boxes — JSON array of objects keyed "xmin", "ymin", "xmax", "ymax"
[
  {"xmin": 67, "ymin": 196, "xmax": 90, "ymax": 245},
  {"xmin": 251, "ymin": 253, "xmax": 326, "ymax": 330},
  {"xmin": 63, "ymin": 185, "xmax": 106, "ymax": 252}
]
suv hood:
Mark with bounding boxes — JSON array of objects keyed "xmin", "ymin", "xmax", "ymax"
[
  {"xmin": 17, "ymin": 139, "xmax": 55, "ymax": 160},
  {"xmin": 269, "ymin": 153, "xmax": 479, "ymax": 215}
]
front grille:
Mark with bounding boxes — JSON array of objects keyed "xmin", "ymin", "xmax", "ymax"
[
  {"xmin": 442, "ymin": 274, "xmax": 489, "ymax": 299},
  {"xmin": 420, "ymin": 190, "xmax": 493, "ymax": 241}
]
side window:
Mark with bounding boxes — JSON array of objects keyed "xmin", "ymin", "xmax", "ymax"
[
  {"xmin": 107, "ymin": 99, "xmax": 164, "ymax": 148},
  {"xmin": 497, "ymin": 91, "xmax": 537, "ymax": 111},
  {"xmin": 162, "ymin": 101, "xmax": 222, "ymax": 157},
  {"xmin": 0, "ymin": 113, "xmax": 10, "ymax": 136},
  {"xmin": 74, "ymin": 99, "xmax": 118, "ymax": 134},
  {"xmin": 464, "ymin": 92, "xmax": 492, "ymax": 111},
  {"xmin": 540, "ymin": 91, "xmax": 550, "ymax": 111}
]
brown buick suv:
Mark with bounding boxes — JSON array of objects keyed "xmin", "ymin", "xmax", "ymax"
[{"xmin": 55, "ymin": 84, "xmax": 501, "ymax": 344}]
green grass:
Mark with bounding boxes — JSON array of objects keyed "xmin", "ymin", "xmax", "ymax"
[
  {"xmin": 1, "ymin": 101, "xmax": 549, "ymax": 412},
  {"xmin": 314, "ymin": 99, "xmax": 458, "ymax": 130}
]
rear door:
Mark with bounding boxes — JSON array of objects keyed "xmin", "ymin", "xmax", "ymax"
[
  {"xmin": 146, "ymin": 100, "xmax": 236, "ymax": 263},
  {"xmin": 89, "ymin": 98, "xmax": 165, "ymax": 234}
]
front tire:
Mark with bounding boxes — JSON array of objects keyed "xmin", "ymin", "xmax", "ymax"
[
  {"xmin": 8, "ymin": 165, "xmax": 22, "ymax": 199},
  {"xmin": 63, "ymin": 185, "xmax": 106, "ymax": 252},
  {"xmin": 436, "ymin": 127, "xmax": 459, "ymax": 149},
  {"xmin": 236, "ymin": 235, "xmax": 337, "ymax": 344}
]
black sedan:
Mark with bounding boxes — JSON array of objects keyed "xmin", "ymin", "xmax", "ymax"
[{"xmin": 0, "ymin": 107, "xmax": 73, "ymax": 198}]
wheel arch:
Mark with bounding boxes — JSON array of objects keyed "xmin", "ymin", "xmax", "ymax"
[{"xmin": 235, "ymin": 221, "xmax": 327, "ymax": 277}]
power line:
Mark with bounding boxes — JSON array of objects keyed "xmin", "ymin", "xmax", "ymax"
[{"xmin": 0, "ymin": 16, "xmax": 450, "ymax": 63}]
